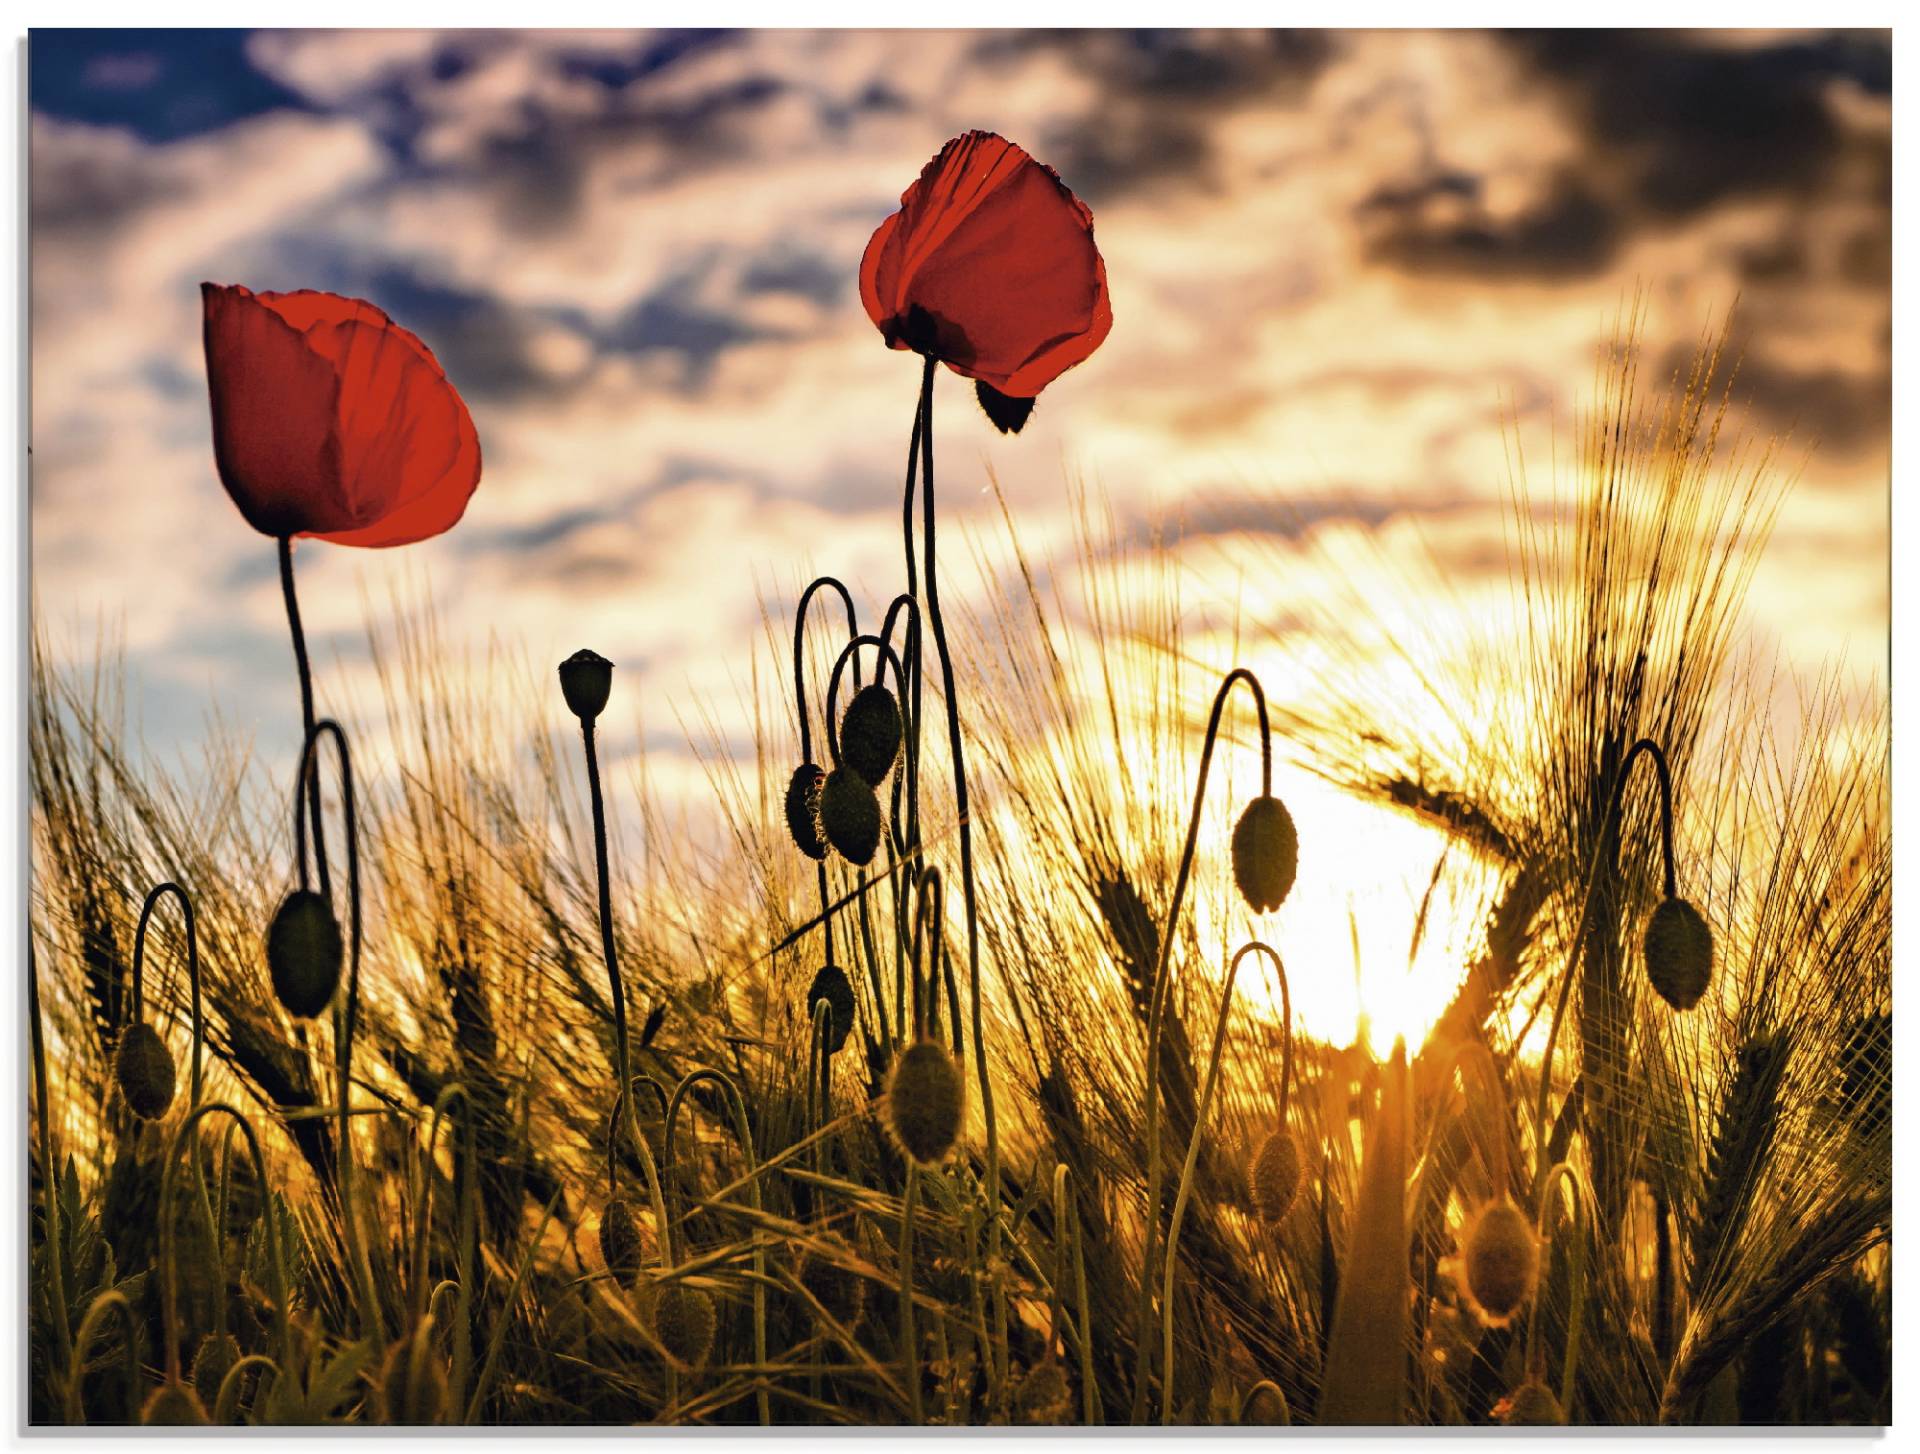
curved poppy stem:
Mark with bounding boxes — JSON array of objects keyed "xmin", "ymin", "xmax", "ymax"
[
  {"xmin": 823, "ymin": 634, "xmax": 913, "ymax": 771},
  {"xmin": 663, "ymin": 1067, "xmax": 768, "ymax": 1425},
  {"xmin": 1531, "ymin": 737, "xmax": 1674, "ymax": 1202},
  {"xmin": 29, "ymin": 943, "xmax": 72, "ymax": 1369},
  {"xmin": 277, "ymin": 535, "xmax": 330, "ymax": 901},
  {"xmin": 1131, "ymin": 666, "xmax": 1271, "ymax": 1421},
  {"xmin": 604, "ymin": 1074, "xmax": 670, "ymax": 1201},
  {"xmin": 65, "ymin": 1289, "xmax": 140, "ymax": 1425},
  {"xmin": 794, "ymin": 576, "xmax": 860, "ymax": 969},
  {"xmin": 1160, "ymin": 940, "xmax": 1289, "ymax": 1424},
  {"xmin": 1530, "ymin": 1160, "xmax": 1592, "ymax": 1411},
  {"xmin": 291, "ymin": 718, "xmax": 378, "ymax": 1348},
  {"xmin": 132, "ymin": 882, "xmax": 202, "ymax": 1107}
]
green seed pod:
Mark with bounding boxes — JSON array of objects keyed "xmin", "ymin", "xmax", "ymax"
[
  {"xmin": 1015, "ymin": 1360, "xmax": 1073, "ymax": 1424},
  {"xmin": 114, "ymin": 1021, "xmax": 176, "ymax": 1119},
  {"xmin": 807, "ymin": 963, "xmax": 857, "ymax": 1055},
  {"xmin": 1499, "ymin": 1377, "xmax": 1566, "ymax": 1426},
  {"xmin": 265, "ymin": 889, "xmax": 343, "ymax": 1019},
  {"xmin": 797, "ymin": 1231, "xmax": 867, "ymax": 1330},
  {"xmin": 819, "ymin": 766, "xmax": 881, "ymax": 865},
  {"xmin": 1642, "ymin": 896, "xmax": 1713, "ymax": 1011},
  {"xmin": 784, "ymin": 764, "xmax": 828, "ymax": 860},
  {"xmin": 599, "ymin": 1197, "xmax": 646, "ymax": 1286},
  {"xmin": 1462, "ymin": 1198, "xmax": 1539, "ymax": 1327},
  {"xmin": 1231, "ymin": 795, "xmax": 1298, "ymax": 913},
  {"xmin": 840, "ymin": 683, "xmax": 902, "ymax": 785},
  {"xmin": 652, "ymin": 1283, "xmax": 717, "ymax": 1370},
  {"xmin": 558, "ymin": 648, "xmax": 613, "ymax": 724},
  {"xmin": 1248, "ymin": 1129, "xmax": 1303, "ymax": 1224},
  {"xmin": 141, "ymin": 1380, "xmax": 210, "ymax": 1426},
  {"xmin": 377, "ymin": 1328, "xmax": 449, "ymax": 1425},
  {"xmin": 191, "ymin": 1332, "xmax": 240, "ymax": 1409},
  {"xmin": 885, "ymin": 1040, "xmax": 966, "ymax": 1167},
  {"xmin": 1241, "ymin": 1382, "xmax": 1291, "ymax": 1425}
]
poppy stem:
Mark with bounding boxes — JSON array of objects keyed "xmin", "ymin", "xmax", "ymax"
[
  {"xmin": 29, "ymin": 942, "xmax": 73, "ymax": 1370},
  {"xmin": 911, "ymin": 353, "xmax": 1006, "ymax": 1391},
  {"xmin": 794, "ymin": 577, "xmax": 860, "ymax": 969},
  {"xmin": 277, "ymin": 536, "xmax": 330, "ymax": 901}
]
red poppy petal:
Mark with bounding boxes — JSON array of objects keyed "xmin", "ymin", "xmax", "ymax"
[
  {"xmin": 258, "ymin": 289, "xmax": 449, "ymax": 381},
  {"xmin": 309, "ymin": 409, "xmax": 479, "ymax": 548},
  {"xmin": 201, "ymin": 283, "xmax": 355, "ymax": 536},
  {"xmin": 858, "ymin": 208, "xmax": 906, "ymax": 339}
]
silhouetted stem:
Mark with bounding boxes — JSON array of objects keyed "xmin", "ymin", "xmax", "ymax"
[
  {"xmin": 277, "ymin": 536, "xmax": 329, "ymax": 900},
  {"xmin": 293, "ymin": 718, "xmax": 378, "ymax": 1347},
  {"xmin": 794, "ymin": 576, "xmax": 860, "ymax": 966},
  {"xmin": 132, "ymin": 882, "xmax": 203, "ymax": 1106},
  {"xmin": 899, "ymin": 1163, "xmax": 922, "ymax": 1424},
  {"xmin": 1532, "ymin": 738, "xmax": 1676, "ymax": 1201},
  {"xmin": 1132, "ymin": 666, "xmax": 1272, "ymax": 1419},
  {"xmin": 29, "ymin": 943, "xmax": 72, "ymax": 1367},
  {"xmin": 1161, "ymin": 940, "xmax": 1290, "ymax": 1423},
  {"xmin": 1529, "ymin": 1161, "xmax": 1592, "ymax": 1410},
  {"xmin": 65, "ymin": 1289, "xmax": 139, "ymax": 1425}
]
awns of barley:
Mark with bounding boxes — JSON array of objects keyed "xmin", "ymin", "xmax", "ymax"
[{"xmin": 1689, "ymin": 1034, "xmax": 1788, "ymax": 1294}]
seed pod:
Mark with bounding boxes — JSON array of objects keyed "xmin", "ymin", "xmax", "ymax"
[
  {"xmin": 1248, "ymin": 1129, "xmax": 1304, "ymax": 1224},
  {"xmin": 1461, "ymin": 1198, "xmax": 1539, "ymax": 1326},
  {"xmin": 652, "ymin": 1283, "xmax": 717, "ymax": 1369},
  {"xmin": 1231, "ymin": 795, "xmax": 1298, "ymax": 913},
  {"xmin": 265, "ymin": 889, "xmax": 343, "ymax": 1019},
  {"xmin": 784, "ymin": 764, "xmax": 828, "ymax": 860},
  {"xmin": 558, "ymin": 648, "xmax": 613, "ymax": 724},
  {"xmin": 114, "ymin": 1022, "xmax": 176, "ymax": 1119},
  {"xmin": 599, "ymin": 1197, "xmax": 646, "ymax": 1285},
  {"xmin": 840, "ymin": 684, "xmax": 903, "ymax": 786},
  {"xmin": 885, "ymin": 1040, "xmax": 966, "ymax": 1167},
  {"xmin": 806, "ymin": 963, "xmax": 857, "ymax": 1055},
  {"xmin": 1015, "ymin": 1360, "xmax": 1073, "ymax": 1424},
  {"xmin": 797, "ymin": 1231, "xmax": 867, "ymax": 1330},
  {"xmin": 819, "ymin": 767, "xmax": 881, "ymax": 865},
  {"xmin": 1498, "ymin": 1377, "xmax": 1566, "ymax": 1426},
  {"xmin": 1241, "ymin": 1383, "xmax": 1291, "ymax": 1425},
  {"xmin": 377, "ymin": 1328, "xmax": 449, "ymax": 1425},
  {"xmin": 1642, "ymin": 896, "xmax": 1712, "ymax": 1011},
  {"xmin": 141, "ymin": 1381, "xmax": 210, "ymax": 1426},
  {"xmin": 191, "ymin": 1332, "xmax": 240, "ymax": 1409}
]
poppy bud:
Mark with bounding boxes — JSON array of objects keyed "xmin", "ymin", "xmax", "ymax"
[
  {"xmin": 1642, "ymin": 896, "xmax": 1712, "ymax": 1011},
  {"xmin": 977, "ymin": 381, "xmax": 1037, "ymax": 436},
  {"xmin": 192, "ymin": 1332, "xmax": 241, "ymax": 1409},
  {"xmin": 1231, "ymin": 795, "xmax": 1298, "ymax": 913},
  {"xmin": 797, "ymin": 1231, "xmax": 867, "ymax": 1330},
  {"xmin": 652, "ymin": 1283, "xmax": 717, "ymax": 1369},
  {"xmin": 266, "ymin": 889, "xmax": 344, "ymax": 1019},
  {"xmin": 1241, "ymin": 1383, "xmax": 1290, "ymax": 1425},
  {"xmin": 807, "ymin": 963, "xmax": 857, "ymax": 1055},
  {"xmin": 840, "ymin": 684, "xmax": 903, "ymax": 786},
  {"xmin": 1498, "ymin": 1377, "xmax": 1566, "ymax": 1426},
  {"xmin": 1248, "ymin": 1129, "xmax": 1304, "ymax": 1225},
  {"xmin": 784, "ymin": 764, "xmax": 828, "ymax": 860},
  {"xmin": 885, "ymin": 1039, "xmax": 966, "ymax": 1167},
  {"xmin": 1461, "ymin": 1198, "xmax": 1539, "ymax": 1327},
  {"xmin": 1015, "ymin": 1360, "xmax": 1072, "ymax": 1424},
  {"xmin": 114, "ymin": 1022, "xmax": 176, "ymax": 1119},
  {"xmin": 819, "ymin": 767, "xmax": 882, "ymax": 865},
  {"xmin": 558, "ymin": 649, "xmax": 613, "ymax": 724},
  {"xmin": 600, "ymin": 1197, "xmax": 646, "ymax": 1286},
  {"xmin": 141, "ymin": 1381, "xmax": 210, "ymax": 1426},
  {"xmin": 377, "ymin": 1328, "xmax": 449, "ymax": 1425}
]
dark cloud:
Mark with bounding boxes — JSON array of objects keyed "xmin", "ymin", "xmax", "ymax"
[
  {"xmin": 1357, "ymin": 169, "xmax": 1621, "ymax": 280},
  {"xmin": 30, "ymin": 29, "xmax": 312, "ymax": 141},
  {"xmin": 1666, "ymin": 342, "xmax": 1890, "ymax": 458}
]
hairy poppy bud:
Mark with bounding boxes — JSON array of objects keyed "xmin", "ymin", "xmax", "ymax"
[
  {"xmin": 141, "ymin": 1381, "xmax": 209, "ymax": 1426},
  {"xmin": 1498, "ymin": 1377, "xmax": 1566, "ymax": 1426},
  {"xmin": 1642, "ymin": 896, "xmax": 1712, "ymax": 1011},
  {"xmin": 820, "ymin": 767, "xmax": 881, "ymax": 865},
  {"xmin": 1462, "ymin": 1199, "xmax": 1539, "ymax": 1326},
  {"xmin": 192, "ymin": 1332, "xmax": 240, "ymax": 1409},
  {"xmin": 114, "ymin": 1022, "xmax": 176, "ymax": 1119},
  {"xmin": 1248, "ymin": 1129, "xmax": 1303, "ymax": 1224},
  {"xmin": 1015, "ymin": 1360, "xmax": 1072, "ymax": 1424},
  {"xmin": 266, "ymin": 888, "xmax": 343, "ymax": 1018},
  {"xmin": 840, "ymin": 684, "xmax": 903, "ymax": 785},
  {"xmin": 559, "ymin": 649, "xmax": 613, "ymax": 724},
  {"xmin": 653, "ymin": 1283, "xmax": 717, "ymax": 1369},
  {"xmin": 798, "ymin": 1231, "xmax": 867, "ymax": 1329},
  {"xmin": 600, "ymin": 1197, "xmax": 646, "ymax": 1286},
  {"xmin": 784, "ymin": 764, "xmax": 828, "ymax": 860},
  {"xmin": 1231, "ymin": 795, "xmax": 1298, "ymax": 913},
  {"xmin": 1241, "ymin": 1383, "xmax": 1290, "ymax": 1425},
  {"xmin": 378, "ymin": 1328, "xmax": 449, "ymax": 1425},
  {"xmin": 806, "ymin": 963, "xmax": 857, "ymax": 1056},
  {"xmin": 885, "ymin": 1040, "xmax": 966, "ymax": 1167}
]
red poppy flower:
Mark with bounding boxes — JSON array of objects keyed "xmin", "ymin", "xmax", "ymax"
[
  {"xmin": 201, "ymin": 283, "xmax": 481, "ymax": 547},
  {"xmin": 860, "ymin": 131, "xmax": 1112, "ymax": 405}
]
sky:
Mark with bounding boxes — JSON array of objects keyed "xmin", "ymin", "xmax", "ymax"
[{"xmin": 29, "ymin": 28, "xmax": 1891, "ymax": 1049}]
